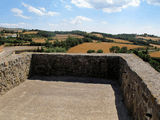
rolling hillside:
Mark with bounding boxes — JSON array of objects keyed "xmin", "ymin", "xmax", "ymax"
[{"xmin": 68, "ymin": 42, "xmax": 144, "ymax": 53}]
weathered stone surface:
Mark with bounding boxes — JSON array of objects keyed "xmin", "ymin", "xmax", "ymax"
[
  {"xmin": 31, "ymin": 54, "xmax": 120, "ymax": 80},
  {"xmin": 0, "ymin": 54, "xmax": 31, "ymax": 95},
  {"xmin": 119, "ymin": 54, "xmax": 160, "ymax": 120},
  {"xmin": 0, "ymin": 53, "xmax": 160, "ymax": 120}
]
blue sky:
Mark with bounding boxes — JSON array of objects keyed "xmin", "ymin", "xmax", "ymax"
[{"xmin": 0, "ymin": 0, "xmax": 160, "ymax": 35}]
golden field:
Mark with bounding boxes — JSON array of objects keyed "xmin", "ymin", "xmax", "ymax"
[
  {"xmin": 150, "ymin": 51, "xmax": 160, "ymax": 58},
  {"xmin": 32, "ymin": 38, "xmax": 47, "ymax": 43},
  {"xmin": 136, "ymin": 36, "xmax": 160, "ymax": 41},
  {"xmin": 150, "ymin": 44, "xmax": 160, "ymax": 48},
  {"xmin": 67, "ymin": 42, "xmax": 144, "ymax": 53},
  {"xmin": 106, "ymin": 37, "xmax": 132, "ymax": 44},
  {"xmin": 92, "ymin": 33, "xmax": 103, "ymax": 38},
  {"xmin": 52, "ymin": 34, "xmax": 84, "ymax": 41},
  {"xmin": 23, "ymin": 31, "xmax": 38, "ymax": 35}
]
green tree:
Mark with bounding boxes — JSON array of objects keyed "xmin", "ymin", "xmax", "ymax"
[
  {"xmin": 120, "ymin": 47, "xmax": 128, "ymax": 53},
  {"xmin": 97, "ymin": 49, "xmax": 103, "ymax": 53},
  {"xmin": 87, "ymin": 49, "xmax": 95, "ymax": 53}
]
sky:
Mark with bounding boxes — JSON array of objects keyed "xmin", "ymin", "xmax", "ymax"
[{"xmin": 0, "ymin": 0, "xmax": 160, "ymax": 35}]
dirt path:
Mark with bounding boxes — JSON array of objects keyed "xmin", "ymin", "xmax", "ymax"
[{"xmin": 0, "ymin": 76, "xmax": 131, "ymax": 120}]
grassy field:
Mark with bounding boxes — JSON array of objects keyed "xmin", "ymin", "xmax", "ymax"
[
  {"xmin": 52, "ymin": 34, "xmax": 84, "ymax": 41},
  {"xmin": 150, "ymin": 51, "xmax": 160, "ymax": 58},
  {"xmin": 136, "ymin": 36, "xmax": 160, "ymax": 41},
  {"xmin": 67, "ymin": 42, "xmax": 144, "ymax": 53},
  {"xmin": 105, "ymin": 37, "xmax": 132, "ymax": 44}
]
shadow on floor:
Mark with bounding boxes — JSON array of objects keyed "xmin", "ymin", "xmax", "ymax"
[{"xmin": 29, "ymin": 76, "xmax": 132, "ymax": 120}]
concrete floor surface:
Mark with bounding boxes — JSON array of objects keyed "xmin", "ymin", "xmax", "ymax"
[{"xmin": 0, "ymin": 76, "xmax": 131, "ymax": 120}]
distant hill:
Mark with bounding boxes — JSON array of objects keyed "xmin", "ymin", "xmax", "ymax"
[{"xmin": 0, "ymin": 27, "xmax": 24, "ymax": 32}]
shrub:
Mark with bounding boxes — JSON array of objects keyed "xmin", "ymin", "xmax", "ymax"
[
  {"xmin": 120, "ymin": 47, "xmax": 128, "ymax": 53},
  {"xmin": 97, "ymin": 49, "xmax": 103, "ymax": 53},
  {"xmin": 87, "ymin": 49, "xmax": 95, "ymax": 53}
]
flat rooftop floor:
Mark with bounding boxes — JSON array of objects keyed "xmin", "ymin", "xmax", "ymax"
[{"xmin": 0, "ymin": 76, "xmax": 131, "ymax": 120}]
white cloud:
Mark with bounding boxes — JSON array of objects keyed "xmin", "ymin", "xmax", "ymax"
[
  {"xmin": 101, "ymin": 21, "xmax": 108, "ymax": 24},
  {"xmin": 47, "ymin": 11, "xmax": 59, "ymax": 16},
  {"xmin": 22, "ymin": 3, "xmax": 59, "ymax": 16},
  {"xmin": 65, "ymin": 5, "xmax": 72, "ymax": 10},
  {"xmin": 71, "ymin": 0, "xmax": 92, "ymax": 8},
  {"xmin": 39, "ymin": 7, "xmax": 46, "ymax": 12},
  {"xmin": 11, "ymin": 8, "xmax": 30, "ymax": 19},
  {"xmin": 71, "ymin": 0, "xmax": 140, "ymax": 13},
  {"xmin": 22, "ymin": 3, "xmax": 44, "ymax": 16},
  {"xmin": 146, "ymin": 0, "xmax": 160, "ymax": 5},
  {"xmin": 71, "ymin": 16, "xmax": 92, "ymax": 24},
  {"xmin": 0, "ymin": 22, "xmax": 30, "ymax": 28}
]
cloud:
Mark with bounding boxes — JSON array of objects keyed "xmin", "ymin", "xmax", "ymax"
[
  {"xmin": 0, "ymin": 22, "xmax": 30, "ymax": 28},
  {"xmin": 146, "ymin": 0, "xmax": 160, "ymax": 5},
  {"xmin": 65, "ymin": 5, "xmax": 72, "ymax": 10},
  {"xmin": 11, "ymin": 8, "xmax": 30, "ymax": 19},
  {"xmin": 71, "ymin": 0, "xmax": 140, "ymax": 13},
  {"xmin": 71, "ymin": 16, "xmax": 92, "ymax": 24},
  {"xmin": 22, "ymin": 3, "xmax": 59, "ymax": 16},
  {"xmin": 101, "ymin": 21, "xmax": 108, "ymax": 24}
]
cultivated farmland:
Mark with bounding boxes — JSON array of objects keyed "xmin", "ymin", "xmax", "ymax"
[
  {"xmin": 52, "ymin": 34, "xmax": 84, "ymax": 41},
  {"xmin": 23, "ymin": 31, "xmax": 38, "ymax": 35},
  {"xmin": 67, "ymin": 42, "xmax": 144, "ymax": 53},
  {"xmin": 150, "ymin": 44, "xmax": 160, "ymax": 48},
  {"xmin": 105, "ymin": 37, "xmax": 132, "ymax": 44},
  {"xmin": 32, "ymin": 38, "xmax": 47, "ymax": 43},
  {"xmin": 92, "ymin": 33, "xmax": 103, "ymax": 38},
  {"xmin": 136, "ymin": 36, "xmax": 160, "ymax": 41},
  {"xmin": 150, "ymin": 51, "xmax": 160, "ymax": 58}
]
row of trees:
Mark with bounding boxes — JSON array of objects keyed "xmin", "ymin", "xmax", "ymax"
[
  {"xmin": 53, "ymin": 36, "xmax": 93, "ymax": 50},
  {"xmin": 87, "ymin": 49, "xmax": 103, "ymax": 53},
  {"xmin": 109, "ymin": 46, "xmax": 129, "ymax": 53},
  {"xmin": 35, "ymin": 36, "xmax": 93, "ymax": 52},
  {"xmin": 92, "ymin": 32, "xmax": 160, "ymax": 46}
]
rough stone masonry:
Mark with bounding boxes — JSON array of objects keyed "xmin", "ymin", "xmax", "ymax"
[{"xmin": 0, "ymin": 53, "xmax": 160, "ymax": 120}]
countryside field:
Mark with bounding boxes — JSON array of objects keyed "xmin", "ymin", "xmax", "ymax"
[
  {"xmin": 52, "ymin": 34, "xmax": 84, "ymax": 41},
  {"xmin": 23, "ymin": 31, "xmax": 38, "ymax": 35},
  {"xmin": 136, "ymin": 36, "xmax": 160, "ymax": 41},
  {"xmin": 32, "ymin": 34, "xmax": 84, "ymax": 43},
  {"xmin": 105, "ymin": 37, "xmax": 132, "ymax": 44},
  {"xmin": 150, "ymin": 44, "xmax": 160, "ymax": 48},
  {"xmin": 92, "ymin": 33, "xmax": 103, "ymax": 38},
  {"xmin": 150, "ymin": 51, "xmax": 160, "ymax": 58},
  {"xmin": 32, "ymin": 38, "xmax": 47, "ymax": 43},
  {"xmin": 67, "ymin": 42, "xmax": 144, "ymax": 53}
]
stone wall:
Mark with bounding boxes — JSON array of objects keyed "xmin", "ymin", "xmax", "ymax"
[
  {"xmin": 31, "ymin": 54, "xmax": 120, "ymax": 80},
  {"xmin": 0, "ymin": 53, "xmax": 160, "ymax": 120},
  {"xmin": 119, "ymin": 55, "xmax": 160, "ymax": 120},
  {"xmin": 0, "ymin": 54, "xmax": 31, "ymax": 95}
]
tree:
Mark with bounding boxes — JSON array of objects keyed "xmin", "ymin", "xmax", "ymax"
[
  {"xmin": 87, "ymin": 49, "xmax": 95, "ymax": 53},
  {"xmin": 97, "ymin": 49, "xmax": 103, "ymax": 53},
  {"xmin": 109, "ymin": 46, "xmax": 120, "ymax": 53},
  {"xmin": 120, "ymin": 47, "xmax": 128, "ymax": 53}
]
